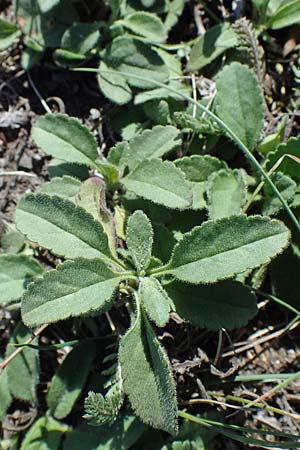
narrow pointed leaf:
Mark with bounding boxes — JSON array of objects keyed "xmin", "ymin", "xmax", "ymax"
[
  {"xmin": 126, "ymin": 211, "xmax": 153, "ymax": 272},
  {"xmin": 16, "ymin": 194, "xmax": 112, "ymax": 261},
  {"xmin": 0, "ymin": 18, "xmax": 21, "ymax": 51},
  {"xmin": 207, "ymin": 169, "xmax": 247, "ymax": 219},
  {"xmin": 125, "ymin": 125, "xmax": 181, "ymax": 171},
  {"xmin": 140, "ymin": 277, "xmax": 171, "ymax": 327},
  {"xmin": 119, "ymin": 307, "xmax": 177, "ymax": 433},
  {"xmin": 164, "ymin": 215, "xmax": 290, "ymax": 284},
  {"xmin": 32, "ymin": 114, "xmax": 98, "ymax": 166},
  {"xmin": 166, "ymin": 280, "xmax": 257, "ymax": 330},
  {"xmin": 0, "ymin": 255, "xmax": 44, "ymax": 305},
  {"xmin": 6, "ymin": 322, "xmax": 39, "ymax": 403},
  {"xmin": 122, "ymin": 159, "xmax": 192, "ymax": 209},
  {"xmin": 21, "ymin": 259, "xmax": 126, "ymax": 327},
  {"xmin": 215, "ymin": 62, "xmax": 264, "ymax": 150},
  {"xmin": 269, "ymin": 0, "xmax": 300, "ymax": 29},
  {"xmin": 48, "ymin": 342, "xmax": 96, "ymax": 419}
]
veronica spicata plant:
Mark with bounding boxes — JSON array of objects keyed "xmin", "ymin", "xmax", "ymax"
[{"xmin": 1, "ymin": 113, "xmax": 287, "ymax": 433}]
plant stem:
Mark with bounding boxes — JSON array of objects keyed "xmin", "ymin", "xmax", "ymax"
[{"xmin": 74, "ymin": 67, "xmax": 300, "ymax": 236}]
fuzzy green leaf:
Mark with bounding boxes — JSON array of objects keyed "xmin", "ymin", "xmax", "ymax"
[
  {"xmin": 121, "ymin": 12, "xmax": 167, "ymax": 43},
  {"xmin": 0, "ymin": 369, "xmax": 12, "ymax": 421},
  {"xmin": 266, "ymin": 137, "xmax": 300, "ymax": 181},
  {"xmin": 163, "ymin": 215, "xmax": 290, "ymax": 284},
  {"xmin": 0, "ymin": 255, "xmax": 44, "ymax": 305},
  {"xmin": 207, "ymin": 169, "xmax": 247, "ymax": 219},
  {"xmin": 215, "ymin": 62, "xmax": 264, "ymax": 150},
  {"xmin": 122, "ymin": 159, "xmax": 192, "ymax": 209},
  {"xmin": 21, "ymin": 259, "xmax": 126, "ymax": 327},
  {"xmin": 48, "ymin": 342, "xmax": 96, "ymax": 419},
  {"xmin": 166, "ymin": 280, "xmax": 257, "ymax": 330},
  {"xmin": 174, "ymin": 155, "xmax": 227, "ymax": 182},
  {"xmin": 269, "ymin": 0, "xmax": 300, "ymax": 29},
  {"xmin": 98, "ymin": 61, "xmax": 133, "ymax": 105},
  {"xmin": 262, "ymin": 172, "xmax": 296, "ymax": 216},
  {"xmin": 140, "ymin": 277, "xmax": 171, "ymax": 327},
  {"xmin": 60, "ymin": 22, "xmax": 100, "ymax": 55},
  {"xmin": 32, "ymin": 114, "xmax": 98, "ymax": 167},
  {"xmin": 0, "ymin": 18, "xmax": 21, "ymax": 51},
  {"xmin": 20, "ymin": 416, "xmax": 68, "ymax": 450},
  {"xmin": 6, "ymin": 322, "xmax": 39, "ymax": 403},
  {"xmin": 126, "ymin": 211, "xmax": 153, "ymax": 272},
  {"xmin": 119, "ymin": 306, "xmax": 178, "ymax": 433},
  {"xmin": 64, "ymin": 414, "xmax": 145, "ymax": 450},
  {"xmin": 16, "ymin": 194, "xmax": 113, "ymax": 261},
  {"xmin": 187, "ymin": 23, "xmax": 238, "ymax": 72},
  {"xmin": 38, "ymin": 176, "xmax": 81, "ymax": 201},
  {"xmin": 84, "ymin": 383, "xmax": 124, "ymax": 426},
  {"xmin": 103, "ymin": 36, "xmax": 169, "ymax": 90},
  {"xmin": 125, "ymin": 125, "xmax": 181, "ymax": 171}
]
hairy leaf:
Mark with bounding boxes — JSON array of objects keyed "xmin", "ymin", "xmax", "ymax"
[
  {"xmin": 207, "ymin": 169, "xmax": 247, "ymax": 219},
  {"xmin": 187, "ymin": 23, "xmax": 238, "ymax": 71},
  {"xmin": 20, "ymin": 416, "xmax": 69, "ymax": 450},
  {"xmin": 0, "ymin": 255, "xmax": 43, "ymax": 305},
  {"xmin": 263, "ymin": 172, "xmax": 296, "ymax": 216},
  {"xmin": 122, "ymin": 159, "xmax": 192, "ymax": 209},
  {"xmin": 98, "ymin": 61, "xmax": 132, "ymax": 105},
  {"xmin": 126, "ymin": 210, "xmax": 153, "ymax": 272},
  {"xmin": 16, "ymin": 194, "xmax": 113, "ymax": 261},
  {"xmin": 163, "ymin": 215, "xmax": 290, "ymax": 284},
  {"xmin": 215, "ymin": 62, "xmax": 264, "ymax": 149},
  {"xmin": 64, "ymin": 414, "xmax": 145, "ymax": 450},
  {"xmin": 103, "ymin": 36, "xmax": 169, "ymax": 89},
  {"xmin": 174, "ymin": 155, "xmax": 227, "ymax": 182},
  {"xmin": 84, "ymin": 383, "xmax": 124, "ymax": 426},
  {"xmin": 38, "ymin": 176, "xmax": 81, "ymax": 201},
  {"xmin": 125, "ymin": 125, "xmax": 181, "ymax": 171},
  {"xmin": 166, "ymin": 280, "xmax": 257, "ymax": 330},
  {"xmin": 121, "ymin": 12, "xmax": 167, "ymax": 43},
  {"xmin": 60, "ymin": 22, "xmax": 100, "ymax": 55},
  {"xmin": 32, "ymin": 114, "xmax": 98, "ymax": 166},
  {"xmin": 0, "ymin": 369, "xmax": 12, "ymax": 421},
  {"xmin": 6, "ymin": 322, "xmax": 39, "ymax": 403},
  {"xmin": 21, "ymin": 259, "xmax": 126, "ymax": 327},
  {"xmin": 119, "ymin": 306, "xmax": 177, "ymax": 433},
  {"xmin": 140, "ymin": 277, "xmax": 171, "ymax": 327},
  {"xmin": 48, "ymin": 342, "xmax": 96, "ymax": 419}
]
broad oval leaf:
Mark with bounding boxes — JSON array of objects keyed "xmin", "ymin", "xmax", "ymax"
[
  {"xmin": 140, "ymin": 277, "xmax": 171, "ymax": 327},
  {"xmin": 16, "ymin": 194, "xmax": 113, "ymax": 262},
  {"xmin": 21, "ymin": 258, "xmax": 126, "ymax": 327},
  {"xmin": 174, "ymin": 155, "xmax": 227, "ymax": 182},
  {"xmin": 207, "ymin": 169, "xmax": 247, "ymax": 220},
  {"xmin": 48, "ymin": 342, "xmax": 96, "ymax": 419},
  {"xmin": 126, "ymin": 210, "xmax": 153, "ymax": 272},
  {"xmin": 125, "ymin": 125, "xmax": 181, "ymax": 171},
  {"xmin": 64, "ymin": 414, "xmax": 145, "ymax": 450},
  {"xmin": 163, "ymin": 215, "xmax": 290, "ymax": 284},
  {"xmin": 121, "ymin": 12, "xmax": 167, "ymax": 43},
  {"xmin": 269, "ymin": 0, "xmax": 300, "ymax": 29},
  {"xmin": 166, "ymin": 280, "xmax": 257, "ymax": 330},
  {"xmin": 187, "ymin": 23, "xmax": 238, "ymax": 72},
  {"xmin": 98, "ymin": 61, "xmax": 133, "ymax": 105},
  {"xmin": 20, "ymin": 416, "xmax": 68, "ymax": 450},
  {"xmin": 6, "ymin": 322, "xmax": 39, "ymax": 403},
  {"xmin": 103, "ymin": 36, "xmax": 169, "ymax": 89},
  {"xmin": 32, "ymin": 114, "xmax": 98, "ymax": 167},
  {"xmin": 38, "ymin": 176, "xmax": 81, "ymax": 201},
  {"xmin": 0, "ymin": 255, "xmax": 43, "ymax": 305},
  {"xmin": 119, "ymin": 307, "xmax": 178, "ymax": 433},
  {"xmin": 215, "ymin": 62, "xmax": 264, "ymax": 150},
  {"xmin": 60, "ymin": 22, "xmax": 100, "ymax": 55},
  {"xmin": 122, "ymin": 159, "xmax": 192, "ymax": 209}
]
